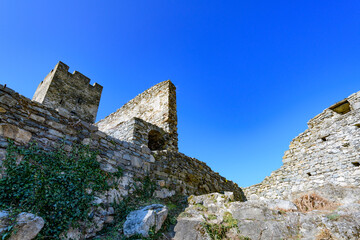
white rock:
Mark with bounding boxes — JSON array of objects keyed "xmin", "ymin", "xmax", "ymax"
[
  {"xmin": 9, "ymin": 212, "xmax": 44, "ymax": 240},
  {"xmin": 264, "ymin": 199, "xmax": 298, "ymax": 211},
  {"xmin": 249, "ymin": 194, "xmax": 259, "ymax": 201},
  {"xmin": 123, "ymin": 204, "xmax": 168, "ymax": 237}
]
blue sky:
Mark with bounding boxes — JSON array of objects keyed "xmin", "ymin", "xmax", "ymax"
[{"xmin": 1, "ymin": 0, "xmax": 359, "ymax": 187}]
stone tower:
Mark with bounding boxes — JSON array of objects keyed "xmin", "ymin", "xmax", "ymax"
[
  {"xmin": 33, "ymin": 61, "xmax": 103, "ymax": 123},
  {"xmin": 96, "ymin": 80, "xmax": 178, "ymax": 150}
]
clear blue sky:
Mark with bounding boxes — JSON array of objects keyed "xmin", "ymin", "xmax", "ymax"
[{"xmin": 1, "ymin": 1, "xmax": 359, "ymax": 187}]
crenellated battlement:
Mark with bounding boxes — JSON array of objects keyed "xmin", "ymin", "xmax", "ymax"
[{"xmin": 33, "ymin": 61, "xmax": 103, "ymax": 123}]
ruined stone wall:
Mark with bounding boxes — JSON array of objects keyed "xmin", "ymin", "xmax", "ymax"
[
  {"xmin": 0, "ymin": 84, "xmax": 242, "ymax": 202},
  {"xmin": 150, "ymin": 151, "xmax": 245, "ymax": 201},
  {"xmin": 0, "ymin": 84, "xmax": 152, "ymax": 201},
  {"xmin": 33, "ymin": 62, "xmax": 103, "ymax": 123},
  {"xmin": 104, "ymin": 117, "xmax": 171, "ymax": 150},
  {"xmin": 244, "ymin": 91, "xmax": 360, "ymax": 200},
  {"xmin": 96, "ymin": 80, "xmax": 178, "ymax": 150}
]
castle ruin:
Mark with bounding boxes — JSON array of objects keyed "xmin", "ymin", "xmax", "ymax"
[
  {"xmin": 0, "ymin": 61, "xmax": 243, "ymax": 205},
  {"xmin": 245, "ymin": 91, "xmax": 360, "ymax": 200},
  {"xmin": 33, "ymin": 62, "xmax": 103, "ymax": 123}
]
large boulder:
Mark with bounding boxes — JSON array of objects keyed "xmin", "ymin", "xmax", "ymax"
[
  {"xmin": 0, "ymin": 212, "xmax": 45, "ymax": 240},
  {"xmin": 123, "ymin": 204, "xmax": 168, "ymax": 237}
]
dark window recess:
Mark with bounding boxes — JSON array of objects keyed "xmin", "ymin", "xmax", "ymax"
[
  {"xmin": 352, "ymin": 162, "xmax": 360, "ymax": 167},
  {"xmin": 329, "ymin": 100, "xmax": 351, "ymax": 114},
  {"xmin": 148, "ymin": 130, "xmax": 165, "ymax": 151},
  {"xmin": 307, "ymin": 172, "xmax": 312, "ymax": 176}
]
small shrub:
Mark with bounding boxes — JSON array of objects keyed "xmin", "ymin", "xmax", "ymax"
[
  {"xmin": 207, "ymin": 214, "xmax": 217, "ymax": 220},
  {"xmin": 293, "ymin": 193, "xmax": 338, "ymax": 213},
  {"xmin": 201, "ymin": 212, "xmax": 240, "ymax": 240},
  {"xmin": 223, "ymin": 212, "xmax": 237, "ymax": 227},
  {"xmin": 201, "ymin": 222, "xmax": 229, "ymax": 240},
  {"xmin": 0, "ymin": 140, "xmax": 113, "ymax": 239}
]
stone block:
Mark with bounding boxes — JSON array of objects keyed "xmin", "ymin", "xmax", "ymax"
[
  {"xmin": 131, "ymin": 156, "xmax": 143, "ymax": 168},
  {"xmin": 29, "ymin": 113, "xmax": 45, "ymax": 123},
  {"xmin": 0, "ymin": 124, "xmax": 32, "ymax": 144}
]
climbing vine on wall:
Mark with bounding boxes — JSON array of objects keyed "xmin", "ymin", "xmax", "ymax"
[{"xmin": 0, "ymin": 140, "xmax": 113, "ymax": 238}]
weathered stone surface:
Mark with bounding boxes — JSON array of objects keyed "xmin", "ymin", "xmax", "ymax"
[
  {"xmin": 290, "ymin": 183, "xmax": 360, "ymax": 206},
  {"xmin": 0, "ymin": 124, "xmax": 32, "ymax": 144},
  {"xmin": 245, "ymin": 91, "xmax": 360, "ymax": 200},
  {"xmin": 61, "ymin": 227, "xmax": 81, "ymax": 240},
  {"xmin": 123, "ymin": 204, "xmax": 168, "ymax": 237},
  {"xmin": 96, "ymin": 80, "xmax": 178, "ymax": 151},
  {"xmin": 175, "ymin": 192, "xmax": 360, "ymax": 240},
  {"xmin": 150, "ymin": 151, "xmax": 245, "ymax": 201},
  {"xmin": 174, "ymin": 215, "xmax": 210, "ymax": 240},
  {"xmin": 4, "ymin": 212, "xmax": 45, "ymax": 240},
  {"xmin": 263, "ymin": 198, "xmax": 298, "ymax": 211},
  {"xmin": 153, "ymin": 188, "xmax": 176, "ymax": 199},
  {"xmin": 29, "ymin": 113, "xmax": 45, "ymax": 123},
  {"xmin": 32, "ymin": 61, "xmax": 103, "ymax": 123},
  {"xmin": 0, "ymin": 211, "xmax": 10, "ymax": 234}
]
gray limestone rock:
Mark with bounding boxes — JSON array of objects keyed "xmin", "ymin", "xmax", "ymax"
[
  {"xmin": 153, "ymin": 188, "xmax": 176, "ymax": 199},
  {"xmin": 174, "ymin": 215, "xmax": 210, "ymax": 240},
  {"xmin": 123, "ymin": 204, "xmax": 168, "ymax": 237},
  {"xmin": 8, "ymin": 212, "xmax": 44, "ymax": 240},
  {"xmin": 174, "ymin": 192, "xmax": 360, "ymax": 240}
]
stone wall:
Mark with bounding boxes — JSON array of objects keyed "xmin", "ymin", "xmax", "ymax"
[
  {"xmin": 33, "ymin": 61, "xmax": 103, "ymax": 123},
  {"xmin": 244, "ymin": 91, "xmax": 360, "ymax": 200},
  {"xmin": 0, "ymin": 84, "xmax": 243, "ymax": 202},
  {"xmin": 150, "ymin": 151, "xmax": 245, "ymax": 201},
  {"xmin": 0, "ymin": 84, "xmax": 151, "ymax": 199},
  {"xmin": 96, "ymin": 80, "xmax": 178, "ymax": 150},
  {"xmin": 104, "ymin": 117, "xmax": 171, "ymax": 150}
]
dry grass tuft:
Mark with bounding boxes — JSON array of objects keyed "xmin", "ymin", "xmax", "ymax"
[
  {"xmin": 293, "ymin": 193, "xmax": 339, "ymax": 213},
  {"xmin": 316, "ymin": 228, "xmax": 334, "ymax": 240}
]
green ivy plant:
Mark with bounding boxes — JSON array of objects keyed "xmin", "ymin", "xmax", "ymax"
[{"xmin": 0, "ymin": 140, "xmax": 115, "ymax": 239}]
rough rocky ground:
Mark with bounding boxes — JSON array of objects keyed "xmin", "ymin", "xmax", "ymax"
[
  {"xmin": 174, "ymin": 185, "xmax": 360, "ymax": 240},
  {"xmin": 2, "ymin": 184, "xmax": 360, "ymax": 239}
]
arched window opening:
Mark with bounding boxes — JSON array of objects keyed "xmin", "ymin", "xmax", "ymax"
[{"xmin": 148, "ymin": 130, "xmax": 165, "ymax": 151}]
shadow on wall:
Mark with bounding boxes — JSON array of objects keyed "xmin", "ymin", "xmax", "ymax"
[{"xmin": 148, "ymin": 130, "xmax": 165, "ymax": 151}]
